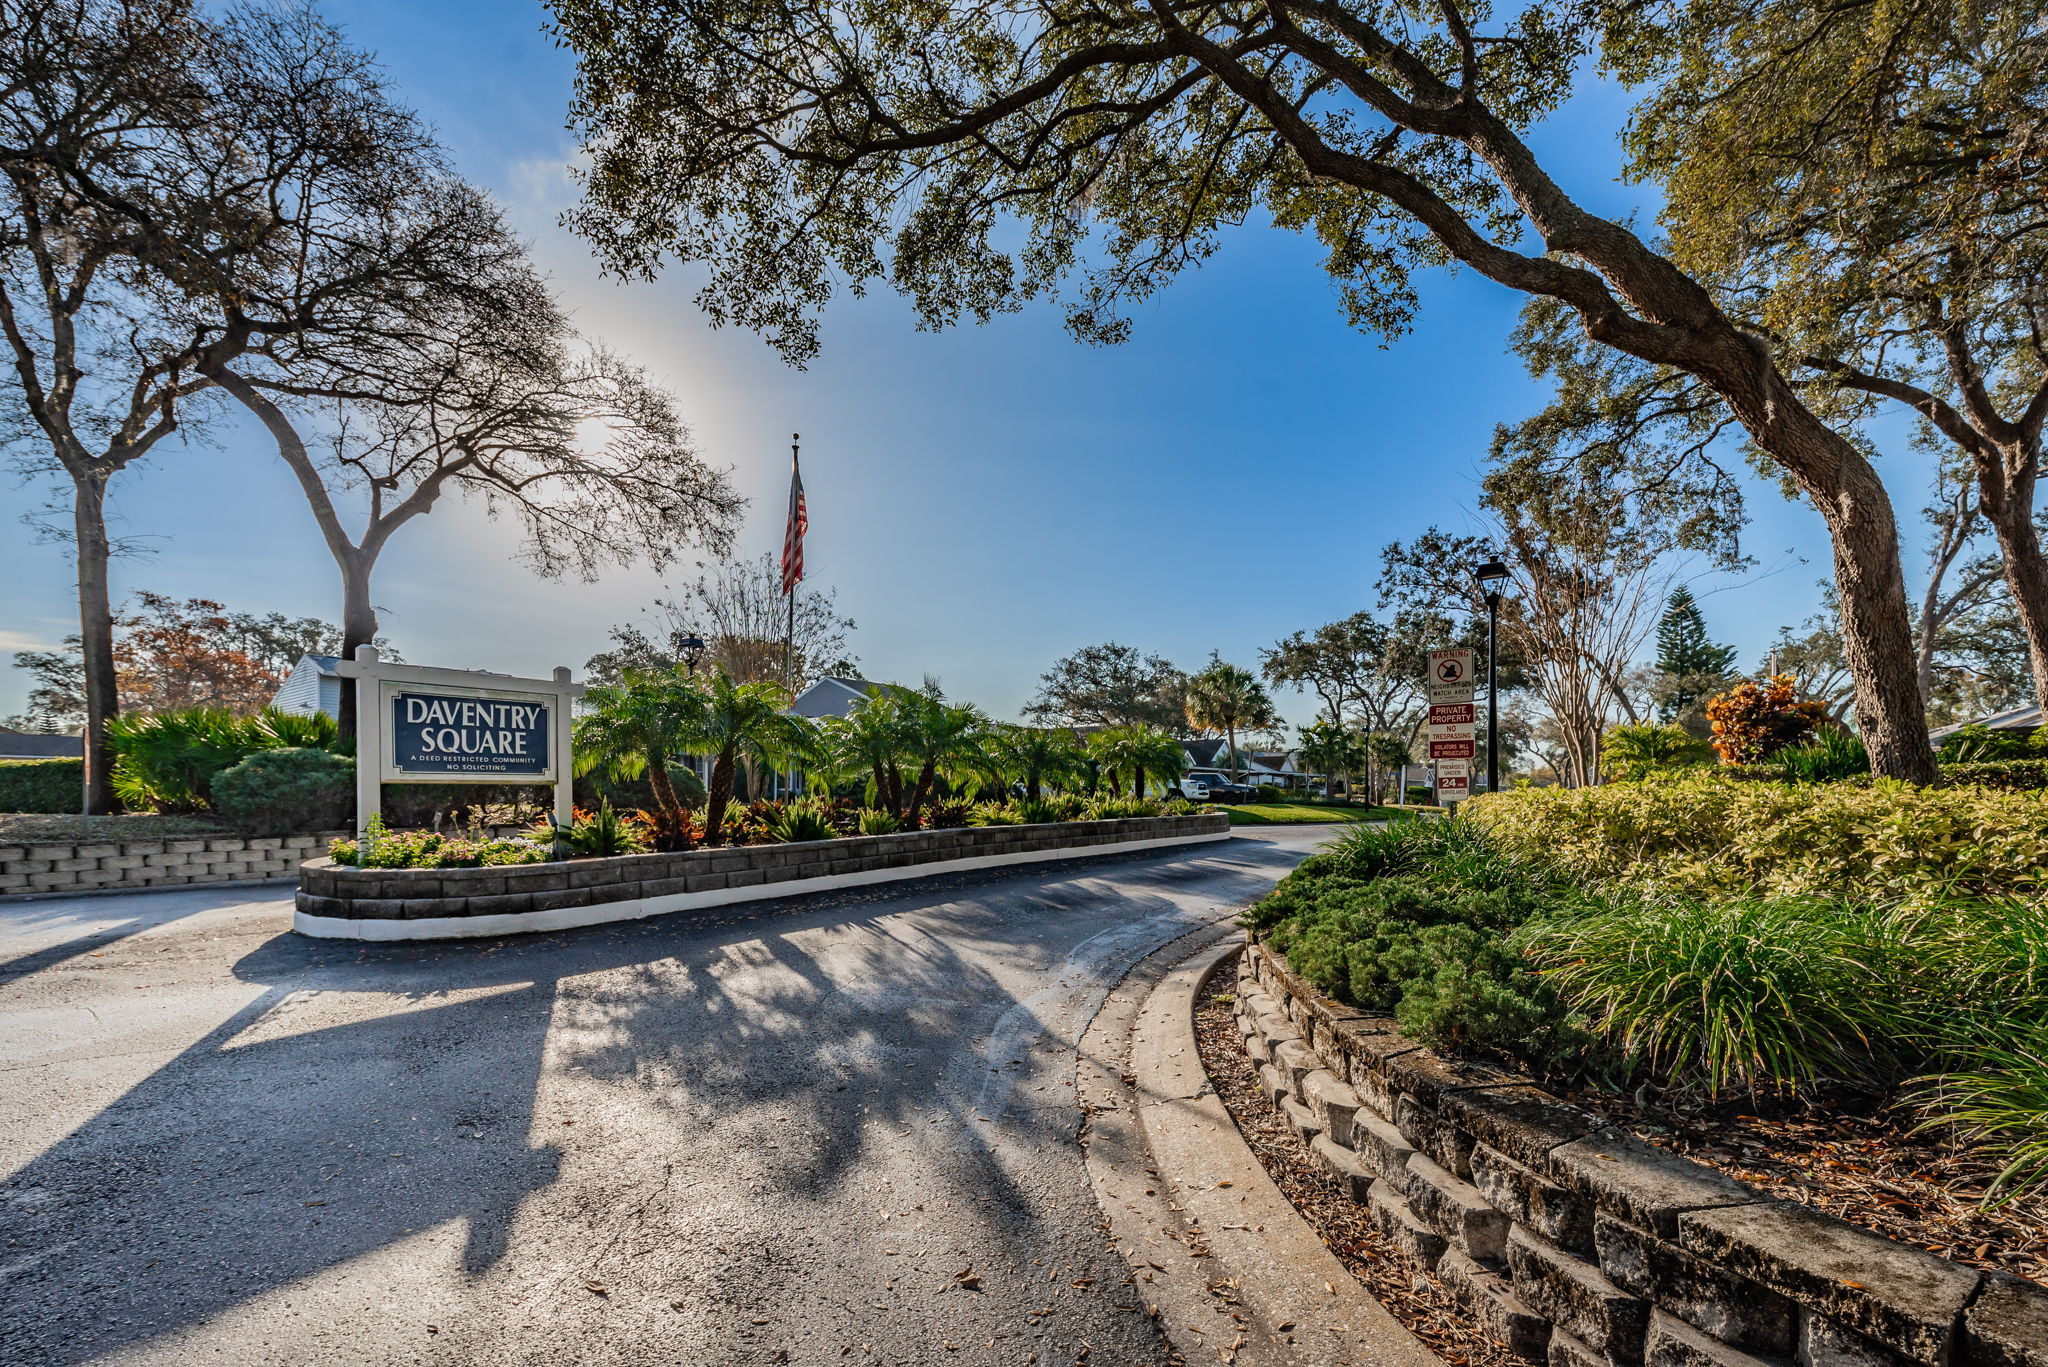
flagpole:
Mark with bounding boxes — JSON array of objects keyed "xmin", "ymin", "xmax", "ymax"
[
  {"xmin": 784, "ymin": 434, "xmax": 799, "ymax": 694},
  {"xmin": 784, "ymin": 434, "xmax": 800, "ymax": 799}
]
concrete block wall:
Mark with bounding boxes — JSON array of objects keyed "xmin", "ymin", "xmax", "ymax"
[
  {"xmin": 0, "ymin": 833, "xmax": 347, "ymax": 897},
  {"xmin": 300, "ymin": 813, "xmax": 1230, "ymax": 922},
  {"xmin": 1236, "ymin": 939, "xmax": 2048, "ymax": 1367}
]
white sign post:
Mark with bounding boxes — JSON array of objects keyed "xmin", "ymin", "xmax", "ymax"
[
  {"xmin": 335, "ymin": 646, "xmax": 583, "ymax": 849},
  {"xmin": 1425, "ymin": 649, "xmax": 1477, "ymax": 804}
]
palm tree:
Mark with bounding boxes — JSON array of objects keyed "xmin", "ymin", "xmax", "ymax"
[
  {"xmin": 1185, "ymin": 657, "xmax": 1278, "ymax": 781},
  {"xmin": 574, "ymin": 667, "xmax": 705, "ymax": 848},
  {"xmin": 817, "ymin": 689, "xmax": 913, "ymax": 815},
  {"xmin": 1297, "ymin": 719, "xmax": 1365, "ymax": 802},
  {"xmin": 1089, "ymin": 724, "xmax": 1186, "ymax": 801},
  {"xmin": 676, "ymin": 672, "xmax": 818, "ymax": 845},
  {"xmin": 986, "ymin": 725, "xmax": 1083, "ymax": 801},
  {"xmin": 895, "ymin": 692, "xmax": 992, "ymax": 825}
]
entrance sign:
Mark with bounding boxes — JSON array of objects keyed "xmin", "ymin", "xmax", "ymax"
[
  {"xmin": 336, "ymin": 648, "xmax": 582, "ymax": 847},
  {"xmin": 390, "ymin": 691, "xmax": 552, "ymax": 778}
]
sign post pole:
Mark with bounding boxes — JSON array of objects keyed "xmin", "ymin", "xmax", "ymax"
[
  {"xmin": 552, "ymin": 666, "xmax": 575, "ymax": 837},
  {"xmin": 353, "ymin": 645, "xmax": 384, "ymax": 850}
]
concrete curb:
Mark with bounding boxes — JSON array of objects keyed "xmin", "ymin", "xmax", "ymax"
[{"xmin": 1081, "ymin": 932, "xmax": 1442, "ymax": 1367}]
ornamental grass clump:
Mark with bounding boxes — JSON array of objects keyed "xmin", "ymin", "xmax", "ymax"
[{"xmin": 1530, "ymin": 894, "xmax": 1905, "ymax": 1096}]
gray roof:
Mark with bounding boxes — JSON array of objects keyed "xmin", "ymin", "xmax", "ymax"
[
  {"xmin": 0, "ymin": 730, "xmax": 84, "ymax": 759},
  {"xmin": 787, "ymin": 676, "xmax": 897, "ymax": 720},
  {"xmin": 301, "ymin": 654, "xmax": 342, "ymax": 677},
  {"xmin": 1181, "ymin": 738, "xmax": 1231, "ymax": 768},
  {"xmin": 1930, "ymin": 703, "xmax": 2044, "ymax": 742}
]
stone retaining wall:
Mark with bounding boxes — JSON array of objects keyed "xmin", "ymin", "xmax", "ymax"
[
  {"xmin": 295, "ymin": 812, "xmax": 1231, "ymax": 939},
  {"xmin": 1235, "ymin": 939, "xmax": 2048, "ymax": 1367},
  {"xmin": 0, "ymin": 832, "xmax": 346, "ymax": 897}
]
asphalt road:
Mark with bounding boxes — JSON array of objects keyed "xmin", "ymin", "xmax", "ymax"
[{"xmin": 0, "ymin": 827, "xmax": 1331, "ymax": 1367}]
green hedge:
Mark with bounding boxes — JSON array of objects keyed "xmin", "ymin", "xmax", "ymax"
[
  {"xmin": 1942, "ymin": 758, "xmax": 2048, "ymax": 791},
  {"xmin": 0, "ymin": 759, "xmax": 84, "ymax": 813}
]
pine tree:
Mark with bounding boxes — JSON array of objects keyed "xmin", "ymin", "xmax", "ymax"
[{"xmin": 1654, "ymin": 588, "xmax": 1738, "ymax": 729}]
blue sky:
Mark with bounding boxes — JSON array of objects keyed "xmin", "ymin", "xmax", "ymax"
[{"xmin": 1, "ymin": 2, "xmax": 1907, "ymax": 727}]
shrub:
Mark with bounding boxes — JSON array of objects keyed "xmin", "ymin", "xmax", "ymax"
[
  {"xmin": 968, "ymin": 801, "xmax": 1022, "ymax": 825},
  {"xmin": 1404, "ymin": 784, "xmax": 1434, "ymax": 803},
  {"xmin": 1254, "ymin": 784, "xmax": 1285, "ymax": 802},
  {"xmin": 212, "ymin": 748, "xmax": 354, "ymax": 836},
  {"xmin": 330, "ymin": 820, "xmax": 548, "ymax": 869},
  {"xmin": 108, "ymin": 707, "xmax": 264, "ymax": 811},
  {"xmin": 1942, "ymin": 758, "xmax": 2048, "ymax": 791},
  {"xmin": 856, "ymin": 807, "xmax": 902, "ymax": 835},
  {"xmin": 1247, "ymin": 818, "xmax": 1588, "ymax": 1067},
  {"xmin": 766, "ymin": 801, "xmax": 836, "ymax": 843},
  {"xmin": 1602, "ymin": 722, "xmax": 1715, "ymax": 781},
  {"xmin": 1938, "ymin": 723, "xmax": 2045, "ymax": 764},
  {"xmin": 1776, "ymin": 729, "xmax": 1870, "ymax": 784},
  {"xmin": 1081, "ymin": 797, "xmax": 1162, "ymax": 820},
  {"xmin": 1704, "ymin": 675, "xmax": 1830, "ymax": 763},
  {"xmin": 1158, "ymin": 797, "xmax": 1199, "ymax": 816},
  {"xmin": 1468, "ymin": 775, "xmax": 2048, "ymax": 900},
  {"xmin": 108, "ymin": 706, "xmax": 343, "ymax": 813},
  {"xmin": 917, "ymin": 798, "xmax": 972, "ymax": 829},
  {"xmin": 563, "ymin": 801, "xmax": 648, "ymax": 857},
  {"xmin": 0, "ymin": 758, "xmax": 83, "ymax": 813},
  {"xmin": 1012, "ymin": 797, "xmax": 1071, "ymax": 823}
]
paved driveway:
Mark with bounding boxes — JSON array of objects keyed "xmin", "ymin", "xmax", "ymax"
[{"xmin": 0, "ymin": 829, "xmax": 1330, "ymax": 1367}]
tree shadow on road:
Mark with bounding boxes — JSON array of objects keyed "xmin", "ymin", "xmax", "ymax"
[{"xmin": 0, "ymin": 839, "xmax": 1303, "ymax": 1364}]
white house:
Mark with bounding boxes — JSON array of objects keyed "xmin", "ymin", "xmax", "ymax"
[{"xmin": 271, "ymin": 654, "xmax": 345, "ymax": 720}]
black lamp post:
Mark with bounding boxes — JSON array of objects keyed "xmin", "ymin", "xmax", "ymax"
[
  {"xmin": 672, "ymin": 631, "xmax": 707, "ymax": 675},
  {"xmin": 1473, "ymin": 559, "xmax": 1510, "ymax": 795}
]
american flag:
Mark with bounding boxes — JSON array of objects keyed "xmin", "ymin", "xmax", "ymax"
[{"xmin": 780, "ymin": 437, "xmax": 807, "ymax": 594}]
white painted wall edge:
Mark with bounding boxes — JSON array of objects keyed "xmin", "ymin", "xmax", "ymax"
[{"xmin": 294, "ymin": 830, "xmax": 1234, "ymax": 941}]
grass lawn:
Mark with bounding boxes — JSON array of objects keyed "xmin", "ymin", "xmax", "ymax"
[{"xmin": 1224, "ymin": 801, "xmax": 1404, "ymax": 825}]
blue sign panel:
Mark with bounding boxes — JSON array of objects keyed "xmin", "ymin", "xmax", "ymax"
[{"xmin": 389, "ymin": 691, "xmax": 551, "ymax": 778}]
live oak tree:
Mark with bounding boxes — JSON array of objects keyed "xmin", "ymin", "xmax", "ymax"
[
  {"xmin": 3, "ymin": 1, "xmax": 262, "ymax": 808},
  {"xmin": 1024, "ymin": 642, "xmax": 1188, "ymax": 733},
  {"xmin": 550, "ymin": 0, "xmax": 1940, "ymax": 779},
  {"xmin": 1620, "ymin": 0, "xmax": 2048, "ymax": 720},
  {"xmin": 213, "ymin": 259, "xmax": 740, "ymax": 737},
  {"xmin": 4, "ymin": 0, "xmax": 538, "ymax": 802}
]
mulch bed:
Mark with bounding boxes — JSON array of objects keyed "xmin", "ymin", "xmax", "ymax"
[
  {"xmin": 1194, "ymin": 974, "xmax": 1523, "ymax": 1367},
  {"xmin": 1553, "ymin": 1081, "xmax": 2048, "ymax": 1285}
]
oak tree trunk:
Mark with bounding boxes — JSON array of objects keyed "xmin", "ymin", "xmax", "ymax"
[
  {"xmin": 1978, "ymin": 452, "xmax": 2048, "ymax": 709},
  {"xmin": 336, "ymin": 554, "xmax": 379, "ymax": 746},
  {"xmin": 73, "ymin": 475, "xmax": 119, "ymax": 815}
]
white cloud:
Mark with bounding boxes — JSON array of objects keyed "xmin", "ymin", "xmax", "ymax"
[{"xmin": 0, "ymin": 627, "xmax": 60, "ymax": 654}]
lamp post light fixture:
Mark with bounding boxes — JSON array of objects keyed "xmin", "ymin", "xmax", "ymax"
[
  {"xmin": 1473, "ymin": 559, "xmax": 1511, "ymax": 796},
  {"xmin": 672, "ymin": 631, "xmax": 707, "ymax": 675}
]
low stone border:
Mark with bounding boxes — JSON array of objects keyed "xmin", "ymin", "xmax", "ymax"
[
  {"xmin": 1237, "ymin": 938, "xmax": 2048, "ymax": 1367},
  {"xmin": 294, "ymin": 812, "xmax": 1231, "ymax": 940},
  {"xmin": 1, "ymin": 832, "xmax": 347, "ymax": 898}
]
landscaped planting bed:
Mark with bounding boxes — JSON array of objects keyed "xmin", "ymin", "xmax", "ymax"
[
  {"xmin": 297, "ymin": 810, "xmax": 1229, "ymax": 938},
  {"xmin": 1227, "ymin": 780, "xmax": 2048, "ymax": 1364}
]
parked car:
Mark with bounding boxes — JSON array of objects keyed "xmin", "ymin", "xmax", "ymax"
[{"xmin": 1169, "ymin": 771, "xmax": 1256, "ymax": 803}]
